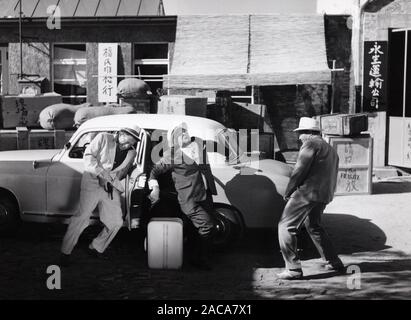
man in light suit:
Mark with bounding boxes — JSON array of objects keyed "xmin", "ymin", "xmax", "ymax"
[
  {"xmin": 148, "ymin": 122, "xmax": 217, "ymax": 270},
  {"xmin": 277, "ymin": 117, "xmax": 344, "ymax": 280},
  {"xmin": 60, "ymin": 126, "xmax": 140, "ymax": 266}
]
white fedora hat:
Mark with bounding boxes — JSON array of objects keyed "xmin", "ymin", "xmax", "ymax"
[{"xmin": 293, "ymin": 117, "xmax": 321, "ymax": 132}]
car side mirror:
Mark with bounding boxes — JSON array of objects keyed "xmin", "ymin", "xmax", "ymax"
[{"xmin": 64, "ymin": 142, "xmax": 71, "ymax": 150}]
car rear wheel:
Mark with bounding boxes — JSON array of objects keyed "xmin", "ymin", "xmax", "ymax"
[
  {"xmin": 212, "ymin": 205, "xmax": 245, "ymax": 248},
  {"xmin": 0, "ymin": 196, "xmax": 21, "ymax": 237}
]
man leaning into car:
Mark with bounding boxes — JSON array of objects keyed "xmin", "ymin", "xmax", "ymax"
[{"xmin": 59, "ymin": 125, "xmax": 140, "ymax": 266}]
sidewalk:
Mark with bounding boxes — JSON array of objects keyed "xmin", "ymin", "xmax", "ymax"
[{"xmin": 251, "ymin": 177, "xmax": 411, "ymax": 299}]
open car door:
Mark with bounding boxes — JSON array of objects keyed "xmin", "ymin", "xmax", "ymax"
[{"xmin": 125, "ymin": 128, "xmax": 150, "ymax": 230}]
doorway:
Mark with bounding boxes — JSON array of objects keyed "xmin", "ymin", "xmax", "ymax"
[{"xmin": 388, "ymin": 29, "xmax": 411, "ymax": 168}]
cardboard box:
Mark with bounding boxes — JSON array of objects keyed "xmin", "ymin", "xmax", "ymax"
[
  {"xmin": 326, "ymin": 135, "xmax": 373, "ymax": 195},
  {"xmin": 1, "ymin": 94, "xmax": 62, "ymax": 128},
  {"xmin": 320, "ymin": 113, "xmax": 368, "ymax": 136},
  {"xmin": 157, "ymin": 95, "xmax": 207, "ymax": 117}
]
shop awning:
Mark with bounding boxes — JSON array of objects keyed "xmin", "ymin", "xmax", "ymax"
[
  {"xmin": 248, "ymin": 15, "xmax": 331, "ymax": 86},
  {"xmin": 0, "ymin": 0, "xmax": 164, "ymax": 18},
  {"xmin": 166, "ymin": 15, "xmax": 331, "ymax": 90},
  {"xmin": 165, "ymin": 15, "xmax": 250, "ymax": 91}
]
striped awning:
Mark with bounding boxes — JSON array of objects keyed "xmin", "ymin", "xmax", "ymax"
[
  {"xmin": 0, "ymin": 0, "xmax": 164, "ymax": 18},
  {"xmin": 166, "ymin": 15, "xmax": 331, "ymax": 90}
]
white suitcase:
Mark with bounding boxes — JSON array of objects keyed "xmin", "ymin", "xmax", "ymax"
[{"xmin": 146, "ymin": 217, "xmax": 183, "ymax": 269}]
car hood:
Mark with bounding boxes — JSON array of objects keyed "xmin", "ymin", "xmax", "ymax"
[{"xmin": 0, "ymin": 149, "xmax": 60, "ymax": 162}]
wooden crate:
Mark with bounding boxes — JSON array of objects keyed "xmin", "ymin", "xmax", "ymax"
[
  {"xmin": 320, "ymin": 113, "xmax": 368, "ymax": 136},
  {"xmin": 326, "ymin": 135, "xmax": 373, "ymax": 195},
  {"xmin": 157, "ymin": 95, "xmax": 207, "ymax": 117},
  {"xmin": 0, "ymin": 127, "xmax": 70, "ymax": 151},
  {"xmin": 1, "ymin": 95, "xmax": 62, "ymax": 128}
]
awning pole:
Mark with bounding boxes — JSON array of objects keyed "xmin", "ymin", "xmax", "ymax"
[
  {"xmin": 19, "ymin": 0, "xmax": 23, "ymax": 79},
  {"xmin": 330, "ymin": 60, "xmax": 344, "ymax": 114}
]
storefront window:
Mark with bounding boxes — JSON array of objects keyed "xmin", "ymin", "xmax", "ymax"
[
  {"xmin": 134, "ymin": 43, "xmax": 169, "ymax": 94},
  {"xmin": 52, "ymin": 44, "xmax": 87, "ymax": 104}
]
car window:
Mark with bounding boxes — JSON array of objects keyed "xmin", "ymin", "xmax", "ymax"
[{"xmin": 68, "ymin": 131, "xmax": 111, "ymax": 159}]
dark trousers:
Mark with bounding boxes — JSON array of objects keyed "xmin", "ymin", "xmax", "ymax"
[
  {"xmin": 186, "ymin": 192, "xmax": 215, "ymax": 239},
  {"xmin": 278, "ymin": 192, "xmax": 340, "ymax": 270}
]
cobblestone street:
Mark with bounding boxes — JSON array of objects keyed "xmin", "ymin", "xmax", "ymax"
[{"xmin": 1, "ymin": 179, "xmax": 411, "ymax": 300}]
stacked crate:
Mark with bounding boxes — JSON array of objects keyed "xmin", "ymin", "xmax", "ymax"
[{"xmin": 320, "ymin": 114, "xmax": 373, "ymax": 195}]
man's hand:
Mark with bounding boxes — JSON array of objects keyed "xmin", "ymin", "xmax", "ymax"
[
  {"xmin": 99, "ymin": 170, "xmax": 113, "ymax": 183},
  {"xmin": 148, "ymin": 186, "xmax": 160, "ymax": 205}
]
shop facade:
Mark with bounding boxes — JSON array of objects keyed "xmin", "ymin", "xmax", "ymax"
[
  {"xmin": 0, "ymin": 0, "xmax": 173, "ymax": 105},
  {"xmin": 359, "ymin": 0, "xmax": 411, "ymax": 168}
]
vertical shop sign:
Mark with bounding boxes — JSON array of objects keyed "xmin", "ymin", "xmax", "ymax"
[
  {"xmin": 98, "ymin": 43, "xmax": 118, "ymax": 103},
  {"xmin": 363, "ymin": 41, "xmax": 387, "ymax": 111}
]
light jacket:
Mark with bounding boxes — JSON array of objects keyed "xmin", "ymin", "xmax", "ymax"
[
  {"xmin": 83, "ymin": 132, "xmax": 136, "ymax": 192},
  {"xmin": 285, "ymin": 135, "xmax": 339, "ymax": 204}
]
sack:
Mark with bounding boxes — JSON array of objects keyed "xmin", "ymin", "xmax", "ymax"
[
  {"xmin": 39, "ymin": 103, "xmax": 89, "ymax": 129},
  {"xmin": 117, "ymin": 78, "xmax": 151, "ymax": 99},
  {"xmin": 74, "ymin": 105, "xmax": 136, "ymax": 127}
]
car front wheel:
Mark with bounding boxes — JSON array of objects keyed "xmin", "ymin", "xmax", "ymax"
[
  {"xmin": 0, "ymin": 196, "xmax": 21, "ymax": 237},
  {"xmin": 212, "ymin": 205, "xmax": 245, "ymax": 248}
]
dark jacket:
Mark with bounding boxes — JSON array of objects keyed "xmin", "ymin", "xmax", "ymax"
[
  {"xmin": 149, "ymin": 146, "xmax": 217, "ymax": 214},
  {"xmin": 285, "ymin": 136, "xmax": 339, "ymax": 204}
]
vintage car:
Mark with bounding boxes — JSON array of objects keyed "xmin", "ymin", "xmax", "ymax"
[{"xmin": 0, "ymin": 114, "xmax": 292, "ymax": 245}]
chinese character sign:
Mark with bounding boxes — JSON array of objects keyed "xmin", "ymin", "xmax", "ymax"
[
  {"xmin": 98, "ymin": 43, "xmax": 118, "ymax": 103},
  {"xmin": 363, "ymin": 41, "xmax": 387, "ymax": 112}
]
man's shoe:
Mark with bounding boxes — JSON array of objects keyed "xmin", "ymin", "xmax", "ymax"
[
  {"xmin": 60, "ymin": 253, "xmax": 71, "ymax": 267},
  {"xmin": 86, "ymin": 247, "xmax": 108, "ymax": 260},
  {"xmin": 324, "ymin": 262, "xmax": 345, "ymax": 273},
  {"xmin": 276, "ymin": 269, "xmax": 303, "ymax": 280}
]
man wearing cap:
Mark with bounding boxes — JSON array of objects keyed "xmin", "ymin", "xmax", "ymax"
[
  {"xmin": 60, "ymin": 126, "xmax": 140, "ymax": 266},
  {"xmin": 148, "ymin": 122, "xmax": 217, "ymax": 270},
  {"xmin": 277, "ymin": 117, "xmax": 344, "ymax": 280}
]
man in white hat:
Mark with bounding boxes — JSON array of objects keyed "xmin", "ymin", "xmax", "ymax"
[
  {"xmin": 60, "ymin": 125, "xmax": 141, "ymax": 266},
  {"xmin": 277, "ymin": 117, "xmax": 344, "ymax": 280}
]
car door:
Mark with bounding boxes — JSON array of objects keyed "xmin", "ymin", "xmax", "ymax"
[
  {"xmin": 125, "ymin": 129, "xmax": 150, "ymax": 230},
  {"xmin": 46, "ymin": 130, "xmax": 100, "ymax": 218}
]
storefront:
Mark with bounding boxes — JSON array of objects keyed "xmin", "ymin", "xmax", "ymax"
[
  {"xmin": 360, "ymin": 0, "xmax": 411, "ymax": 168},
  {"xmin": 0, "ymin": 0, "xmax": 174, "ymax": 105}
]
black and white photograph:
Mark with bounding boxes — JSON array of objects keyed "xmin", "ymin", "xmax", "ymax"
[{"xmin": 0, "ymin": 0, "xmax": 410, "ymax": 311}]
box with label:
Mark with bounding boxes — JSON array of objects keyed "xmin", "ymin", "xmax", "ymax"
[
  {"xmin": 327, "ymin": 135, "xmax": 373, "ymax": 195},
  {"xmin": 1, "ymin": 94, "xmax": 62, "ymax": 128},
  {"xmin": 320, "ymin": 113, "xmax": 368, "ymax": 136},
  {"xmin": 157, "ymin": 95, "xmax": 207, "ymax": 117}
]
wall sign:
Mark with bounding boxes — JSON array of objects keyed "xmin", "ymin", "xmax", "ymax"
[
  {"xmin": 98, "ymin": 43, "xmax": 118, "ymax": 103},
  {"xmin": 363, "ymin": 41, "xmax": 388, "ymax": 112}
]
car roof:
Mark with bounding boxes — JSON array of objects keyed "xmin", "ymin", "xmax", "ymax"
[{"xmin": 77, "ymin": 114, "xmax": 227, "ymax": 141}]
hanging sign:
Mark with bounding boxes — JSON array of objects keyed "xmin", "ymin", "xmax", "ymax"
[
  {"xmin": 98, "ymin": 43, "xmax": 118, "ymax": 103},
  {"xmin": 363, "ymin": 41, "xmax": 387, "ymax": 112}
]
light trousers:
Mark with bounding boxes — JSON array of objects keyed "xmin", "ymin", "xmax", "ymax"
[
  {"xmin": 61, "ymin": 174, "xmax": 124, "ymax": 255},
  {"xmin": 278, "ymin": 191, "xmax": 340, "ymax": 270}
]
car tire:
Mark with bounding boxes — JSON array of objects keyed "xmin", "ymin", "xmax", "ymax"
[
  {"xmin": 0, "ymin": 196, "xmax": 21, "ymax": 237},
  {"xmin": 212, "ymin": 205, "xmax": 245, "ymax": 248}
]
